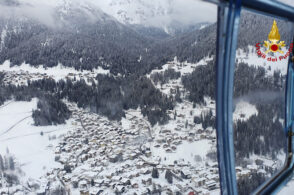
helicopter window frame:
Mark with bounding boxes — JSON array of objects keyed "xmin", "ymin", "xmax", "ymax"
[{"xmin": 211, "ymin": 0, "xmax": 294, "ymax": 194}]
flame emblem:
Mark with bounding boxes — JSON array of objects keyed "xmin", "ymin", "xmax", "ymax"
[{"xmin": 264, "ymin": 20, "xmax": 285, "ymax": 54}]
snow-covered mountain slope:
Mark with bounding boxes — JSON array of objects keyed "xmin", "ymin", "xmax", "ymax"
[
  {"xmin": 0, "ymin": 0, "xmax": 156, "ymax": 75},
  {"xmin": 95, "ymin": 0, "xmax": 172, "ymax": 25},
  {"xmin": 94, "ymin": 0, "xmax": 216, "ymax": 35},
  {"xmin": 0, "ymin": 0, "xmax": 116, "ymax": 28}
]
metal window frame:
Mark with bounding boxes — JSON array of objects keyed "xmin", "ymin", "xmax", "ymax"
[
  {"xmin": 216, "ymin": 0, "xmax": 241, "ymax": 194},
  {"xmin": 213, "ymin": 0, "xmax": 294, "ymax": 194}
]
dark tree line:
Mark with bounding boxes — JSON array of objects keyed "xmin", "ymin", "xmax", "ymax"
[
  {"xmin": 233, "ymin": 62, "xmax": 286, "ymax": 160},
  {"xmin": 0, "ymin": 72, "xmax": 4, "ymax": 82},
  {"xmin": 194, "ymin": 109, "xmax": 215, "ymax": 129},
  {"xmin": 237, "ymin": 172, "xmax": 267, "ymax": 195},
  {"xmin": 0, "ymin": 17, "xmax": 155, "ymax": 75},
  {"xmin": 183, "ymin": 61, "xmax": 284, "ymax": 105},
  {"xmin": 150, "ymin": 68, "xmax": 181, "ymax": 85},
  {"xmin": 234, "ymin": 96, "xmax": 285, "ymax": 160},
  {"xmin": 0, "ymin": 71, "xmax": 174, "ymax": 126},
  {"xmin": 0, "ymin": 74, "xmax": 71, "ymax": 126},
  {"xmin": 10, "ymin": 74, "xmax": 174, "ymax": 126},
  {"xmin": 182, "ymin": 59, "xmax": 216, "ymax": 104},
  {"xmin": 0, "ymin": 72, "xmax": 8, "ymax": 105},
  {"xmin": 0, "ymin": 154, "xmax": 15, "ymax": 172},
  {"xmin": 32, "ymin": 95, "xmax": 71, "ymax": 126},
  {"xmin": 234, "ymin": 63, "xmax": 284, "ymax": 97}
]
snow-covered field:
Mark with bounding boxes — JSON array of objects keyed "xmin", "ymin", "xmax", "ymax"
[
  {"xmin": 150, "ymin": 140, "xmax": 211, "ymax": 165},
  {"xmin": 0, "ymin": 99, "xmax": 73, "ymax": 180},
  {"xmin": 236, "ymin": 46, "xmax": 289, "ymax": 76},
  {"xmin": 233, "ymin": 100, "xmax": 258, "ymax": 121},
  {"xmin": 0, "ymin": 60, "xmax": 109, "ymax": 81},
  {"xmin": 149, "ymin": 56, "xmax": 213, "ymax": 78}
]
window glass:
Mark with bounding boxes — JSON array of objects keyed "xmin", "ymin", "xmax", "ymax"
[{"xmin": 233, "ymin": 9, "xmax": 293, "ymax": 194}]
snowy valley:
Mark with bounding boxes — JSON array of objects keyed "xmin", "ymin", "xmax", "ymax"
[
  {"xmin": 0, "ymin": 0, "xmax": 293, "ymax": 195},
  {"xmin": 0, "ymin": 47, "xmax": 289, "ymax": 194}
]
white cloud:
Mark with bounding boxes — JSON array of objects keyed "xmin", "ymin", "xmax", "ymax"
[
  {"xmin": 0, "ymin": 0, "xmax": 217, "ymax": 28},
  {"xmin": 0, "ymin": 0, "xmax": 58, "ymax": 28},
  {"xmin": 172, "ymin": 0, "xmax": 216, "ymax": 23},
  {"xmin": 91, "ymin": 0, "xmax": 217, "ymax": 26}
]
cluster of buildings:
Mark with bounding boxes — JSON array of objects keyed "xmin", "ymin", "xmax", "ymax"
[
  {"xmin": 1, "ymin": 71, "xmax": 51, "ymax": 86},
  {"xmin": 0, "ymin": 70, "xmax": 99, "ymax": 86},
  {"xmin": 40, "ymin": 102, "xmax": 223, "ymax": 194}
]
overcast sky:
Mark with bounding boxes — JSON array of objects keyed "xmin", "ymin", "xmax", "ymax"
[
  {"xmin": 0, "ymin": 0, "xmax": 58, "ymax": 27},
  {"xmin": 164, "ymin": 0, "xmax": 217, "ymax": 24}
]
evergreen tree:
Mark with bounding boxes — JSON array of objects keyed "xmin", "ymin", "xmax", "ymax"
[
  {"xmin": 165, "ymin": 170, "xmax": 173, "ymax": 184},
  {"xmin": 151, "ymin": 168, "xmax": 159, "ymax": 179},
  {"xmin": 8, "ymin": 156, "xmax": 15, "ymax": 171},
  {"xmin": 0, "ymin": 154, "xmax": 4, "ymax": 171}
]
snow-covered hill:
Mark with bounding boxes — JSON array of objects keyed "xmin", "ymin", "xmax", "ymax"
[
  {"xmin": 94, "ymin": 0, "xmax": 171, "ymax": 25},
  {"xmin": 94, "ymin": 0, "xmax": 216, "ymax": 35}
]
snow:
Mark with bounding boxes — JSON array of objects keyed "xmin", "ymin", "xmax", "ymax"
[
  {"xmin": 138, "ymin": 55, "xmax": 142, "ymax": 62},
  {"xmin": 249, "ymin": 152, "xmax": 285, "ymax": 173},
  {"xmin": 0, "ymin": 99, "xmax": 73, "ymax": 180},
  {"xmin": 149, "ymin": 56, "xmax": 213, "ymax": 78},
  {"xmin": 94, "ymin": 0, "xmax": 173, "ymax": 25},
  {"xmin": 278, "ymin": 178, "xmax": 294, "ymax": 195},
  {"xmin": 150, "ymin": 140, "xmax": 211, "ymax": 165},
  {"xmin": 41, "ymin": 38, "xmax": 52, "ymax": 47},
  {"xmin": 146, "ymin": 55, "xmax": 217, "ymax": 169},
  {"xmin": 236, "ymin": 45, "xmax": 289, "ymax": 76},
  {"xmin": 200, "ymin": 24, "xmax": 208, "ymax": 29},
  {"xmin": 121, "ymin": 116, "xmax": 132, "ymax": 130},
  {"xmin": 233, "ymin": 100, "xmax": 258, "ymax": 121},
  {"xmin": 147, "ymin": 56, "xmax": 213, "ymax": 99},
  {"xmin": 0, "ymin": 60, "xmax": 109, "ymax": 81},
  {"xmin": 94, "ymin": 0, "xmax": 216, "ymax": 31}
]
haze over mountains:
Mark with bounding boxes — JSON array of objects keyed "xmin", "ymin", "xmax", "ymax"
[
  {"xmin": 1, "ymin": 6, "xmax": 289, "ymax": 106},
  {"xmin": 0, "ymin": 0, "xmax": 292, "ymax": 75},
  {"xmin": 93, "ymin": 0, "xmax": 216, "ymax": 35}
]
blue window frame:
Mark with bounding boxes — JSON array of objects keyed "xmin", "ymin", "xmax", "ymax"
[{"xmin": 212, "ymin": 0, "xmax": 294, "ymax": 194}]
